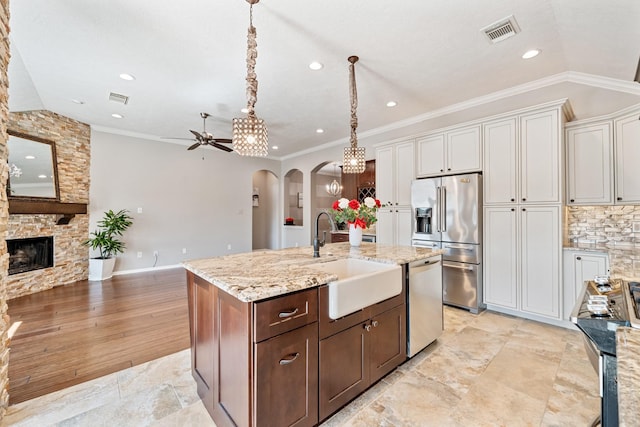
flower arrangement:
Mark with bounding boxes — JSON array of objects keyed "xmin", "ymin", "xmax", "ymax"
[{"xmin": 332, "ymin": 197, "xmax": 382, "ymax": 229}]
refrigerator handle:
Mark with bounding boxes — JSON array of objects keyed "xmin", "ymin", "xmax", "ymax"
[
  {"xmin": 441, "ymin": 186, "xmax": 447, "ymax": 232},
  {"xmin": 435, "ymin": 186, "xmax": 441, "ymax": 232}
]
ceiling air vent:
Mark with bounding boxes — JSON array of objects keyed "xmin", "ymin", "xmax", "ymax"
[
  {"xmin": 481, "ymin": 15, "xmax": 521, "ymax": 44},
  {"xmin": 108, "ymin": 92, "xmax": 129, "ymax": 105}
]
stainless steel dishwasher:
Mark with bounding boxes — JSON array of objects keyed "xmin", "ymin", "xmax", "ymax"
[{"xmin": 407, "ymin": 255, "xmax": 443, "ymax": 357}]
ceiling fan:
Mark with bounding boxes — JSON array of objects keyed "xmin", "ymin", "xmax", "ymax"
[{"xmin": 166, "ymin": 113, "xmax": 233, "ymax": 152}]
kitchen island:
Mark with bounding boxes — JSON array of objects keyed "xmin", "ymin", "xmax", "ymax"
[{"xmin": 182, "ymin": 242, "xmax": 443, "ymax": 427}]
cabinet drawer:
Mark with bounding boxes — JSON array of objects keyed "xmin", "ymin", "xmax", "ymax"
[{"xmin": 254, "ymin": 288, "xmax": 318, "ymax": 342}]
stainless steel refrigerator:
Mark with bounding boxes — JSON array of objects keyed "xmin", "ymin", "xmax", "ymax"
[{"xmin": 411, "ymin": 173, "xmax": 484, "ymax": 313}]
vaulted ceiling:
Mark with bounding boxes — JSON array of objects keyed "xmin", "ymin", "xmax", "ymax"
[{"xmin": 8, "ymin": 0, "xmax": 640, "ymax": 158}]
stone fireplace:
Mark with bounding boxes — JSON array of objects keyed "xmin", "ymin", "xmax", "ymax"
[{"xmin": 6, "ymin": 110, "xmax": 90, "ymax": 300}]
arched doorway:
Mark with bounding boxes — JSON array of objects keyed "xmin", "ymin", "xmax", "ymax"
[
  {"xmin": 252, "ymin": 170, "xmax": 279, "ymax": 250},
  {"xmin": 310, "ymin": 161, "xmax": 341, "ymax": 244}
]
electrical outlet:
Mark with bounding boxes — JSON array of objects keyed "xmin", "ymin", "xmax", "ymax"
[
  {"xmin": 182, "ymin": 248, "xmax": 187, "ymax": 254},
  {"xmin": 137, "ymin": 207, "xmax": 143, "ymax": 214},
  {"xmin": 227, "ymin": 244, "xmax": 232, "ymax": 250},
  {"xmin": 137, "ymin": 252, "xmax": 142, "ymax": 258},
  {"xmin": 153, "ymin": 250, "xmax": 159, "ymax": 257}
]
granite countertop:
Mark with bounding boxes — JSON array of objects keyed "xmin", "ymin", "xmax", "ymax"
[
  {"xmin": 182, "ymin": 242, "xmax": 444, "ymax": 302},
  {"xmin": 616, "ymin": 327, "xmax": 640, "ymax": 427}
]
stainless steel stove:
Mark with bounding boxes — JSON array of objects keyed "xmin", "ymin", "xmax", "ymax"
[{"xmin": 570, "ymin": 278, "xmax": 638, "ymax": 427}]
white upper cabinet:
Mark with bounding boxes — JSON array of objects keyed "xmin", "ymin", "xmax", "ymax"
[
  {"xmin": 483, "ymin": 118, "xmax": 518, "ymax": 205},
  {"xmin": 416, "ymin": 125, "xmax": 481, "ymax": 177},
  {"xmin": 519, "ymin": 109, "xmax": 561, "ymax": 204},
  {"xmin": 484, "ymin": 108, "xmax": 562, "ymax": 205},
  {"xmin": 615, "ymin": 112, "xmax": 640, "ymax": 204},
  {"xmin": 376, "ymin": 140, "xmax": 415, "ymax": 207},
  {"xmin": 565, "ymin": 122, "xmax": 613, "ymax": 205}
]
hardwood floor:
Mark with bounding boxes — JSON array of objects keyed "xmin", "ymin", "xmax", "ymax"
[{"xmin": 7, "ymin": 268, "xmax": 190, "ymax": 404}]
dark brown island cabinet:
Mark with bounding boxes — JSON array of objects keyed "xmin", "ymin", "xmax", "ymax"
[{"xmin": 186, "ymin": 267, "xmax": 407, "ymax": 427}]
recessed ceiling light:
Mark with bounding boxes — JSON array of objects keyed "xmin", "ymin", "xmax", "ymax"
[
  {"xmin": 309, "ymin": 61, "xmax": 324, "ymax": 71},
  {"xmin": 38, "ymin": 174, "xmax": 47, "ymax": 179},
  {"xmin": 272, "ymin": 145, "xmax": 279, "ymax": 150},
  {"xmin": 316, "ymin": 128, "xmax": 324, "ymax": 134},
  {"xmin": 119, "ymin": 73, "xmax": 136, "ymax": 81},
  {"xmin": 25, "ymin": 155, "xmax": 35, "ymax": 160},
  {"xmin": 71, "ymin": 99, "xmax": 85, "ymax": 105},
  {"xmin": 386, "ymin": 101, "xmax": 398, "ymax": 107},
  {"xmin": 522, "ymin": 49, "xmax": 540, "ymax": 59},
  {"xmin": 111, "ymin": 113, "xmax": 124, "ymax": 119},
  {"xmin": 240, "ymin": 107, "xmax": 249, "ymax": 114}
]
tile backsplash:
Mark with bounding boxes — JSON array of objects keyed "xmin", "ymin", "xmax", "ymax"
[{"xmin": 566, "ymin": 205, "xmax": 640, "ymax": 245}]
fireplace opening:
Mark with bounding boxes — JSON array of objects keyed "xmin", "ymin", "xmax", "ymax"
[{"xmin": 7, "ymin": 236, "xmax": 54, "ymax": 275}]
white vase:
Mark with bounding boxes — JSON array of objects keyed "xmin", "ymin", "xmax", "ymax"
[
  {"xmin": 88, "ymin": 257, "xmax": 116, "ymax": 281},
  {"xmin": 349, "ymin": 223, "xmax": 363, "ymax": 247}
]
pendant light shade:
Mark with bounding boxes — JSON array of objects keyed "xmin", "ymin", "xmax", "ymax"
[
  {"xmin": 342, "ymin": 55, "xmax": 365, "ymax": 174},
  {"xmin": 325, "ymin": 163, "xmax": 343, "ymax": 196},
  {"xmin": 232, "ymin": 0, "xmax": 268, "ymax": 157}
]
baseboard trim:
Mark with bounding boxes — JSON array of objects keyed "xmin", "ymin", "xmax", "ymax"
[{"xmin": 112, "ymin": 264, "xmax": 183, "ymax": 276}]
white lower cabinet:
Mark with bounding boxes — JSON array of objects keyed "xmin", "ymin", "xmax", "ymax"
[
  {"xmin": 484, "ymin": 205, "xmax": 562, "ymax": 320},
  {"xmin": 376, "ymin": 207, "xmax": 411, "ymax": 246},
  {"xmin": 562, "ymin": 250, "xmax": 609, "ymax": 320}
]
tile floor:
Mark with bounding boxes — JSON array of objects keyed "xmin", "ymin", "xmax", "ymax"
[{"xmin": 1, "ymin": 307, "xmax": 600, "ymax": 426}]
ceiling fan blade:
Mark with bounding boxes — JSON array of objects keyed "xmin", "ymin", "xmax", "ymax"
[
  {"xmin": 212, "ymin": 143, "xmax": 234, "ymax": 152},
  {"xmin": 189, "ymin": 130, "xmax": 204, "ymax": 141},
  {"xmin": 187, "ymin": 142, "xmax": 202, "ymax": 150},
  {"xmin": 161, "ymin": 136, "xmax": 197, "ymax": 141},
  {"xmin": 212, "ymin": 138, "xmax": 232, "ymax": 144}
]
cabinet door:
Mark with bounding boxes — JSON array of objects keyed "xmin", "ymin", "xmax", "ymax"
[
  {"xmin": 447, "ymin": 126, "xmax": 481, "ymax": 174},
  {"xmin": 615, "ymin": 113, "xmax": 640, "ymax": 203},
  {"xmin": 566, "ymin": 123, "xmax": 613, "ymax": 205},
  {"xmin": 483, "ymin": 207, "xmax": 518, "ymax": 309},
  {"xmin": 255, "ymin": 323, "xmax": 318, "ymax": 427},
  {"xmin": 190, "ymin": 274, "xmax": 216, "ymax": 408},
  {"xmin": 369, "ymin": 304, "xmax": 406, "ymax": 384},
  {"xmin": 483, "ymin": 118, "xmax": 518, "ymax": 205},
  {"xmin": 520, "ymin": 206, "xmax": 561, "ymax": 318},
  {"xmin": 395, "ymin": 141, "xmax": 415, "ymax": 206},
  {"xmin": 319, "ymin": 323, "xmax": 368, "ymax": 421},
  {"xmin": 375, "ymin": 146, "xmax": 394, "ymax": 205},
  {"xmin": 416, "ymin": 134, "xmax": 445, "ymax": 177},
  {"xmin": 395, "ymin": 207, "xmax": 413, "ymax": 246},
  {"xmin": 376, "ymin": 208, "xmax": 395, "ymax": 245},
  {"xmin": 520, "ymin": 110, "xmax": 561, "ymax": 203},
  {"xmin": 563, "ymin": 252, "xmax": 609, "ymax": 320}
]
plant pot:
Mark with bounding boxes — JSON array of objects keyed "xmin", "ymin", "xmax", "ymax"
[{"xmin": 88, "ymin": 257, "xmax": 116, "ymax": 281}]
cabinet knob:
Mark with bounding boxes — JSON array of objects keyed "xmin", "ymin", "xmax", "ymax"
[
  {"xmin": 447, "ymin": 168, "xmax": 452, "ymax": 171},
  {"xmin": 570, "ymin": 199, "xmax": 575, "ymax": 203},
  {"xmin": 279, "ymin": 352, "xmax": 300, "ymax": 365},
  {"xmin": 576, "ymin": 257, "xmax": 582, "ymax": 261},
  {"xmin": 618, "ymin": 197, "xmax": 623, "ymax": 201},
  {"xmin": 364, "ymin": 324, "xmax": 372, "ymax": 332},
  {"xmin": 440, "ymin": 169, "xmax": 444, "ymax": 172},
  {"xmin": 511, "ymin": 208, "xmax": 515, "ymax": 212},
  {"xmin": 372, "ymin": 320, "xmax": 379, "ymax": 328},
  {"xmin": 522, "ymin": 198, "xmax": 526, "ymax": 202},
  {"xmin": 522, "ymin": 208, "xmax": 526, "ymax": 211},
  {"xmin": 510, "ymin": 198, "xmax": 515, "ymax": 202}
]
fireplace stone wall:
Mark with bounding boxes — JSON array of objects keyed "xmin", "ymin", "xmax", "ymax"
[{"xmin": 6, "ymin": 111, "xmax": 90, "ymax": 300}]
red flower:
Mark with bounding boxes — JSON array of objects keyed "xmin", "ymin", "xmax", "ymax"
[
  {"xmin": 375, "ymin": 199, "xmax": 381, "ymax": 208},
  {"xmin": 348, "ymin": 199, "xmax": 360, "ymax": 210},
  {"xmin": 353, "ymin": 217, "xmax": 367, "ymax": 229},
  {"xmin": 332, "ymin": 200, "xmax": 340, "ymax": 210}
]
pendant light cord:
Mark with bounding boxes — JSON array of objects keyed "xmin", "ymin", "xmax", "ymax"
[
  {"xmin": 246, "ymin": 3, "xmax": 258, "ymax": 116},
  {"xmin": 348, "ymin": 56, "xmax": 359, "ymax": 149}
]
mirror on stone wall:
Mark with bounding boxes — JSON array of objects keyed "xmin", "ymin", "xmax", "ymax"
[{"xmin": 7, "ymin": 130, "xmax": 60, "ymax": 200}]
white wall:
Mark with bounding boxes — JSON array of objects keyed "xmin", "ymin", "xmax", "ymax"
[
  {"xmin": 252, "ymin": 170, "xmax": 279, "ymax": 250},
  {"xmin": 90, "ymin": 130, "xmax": 279, "ymax": 273}
]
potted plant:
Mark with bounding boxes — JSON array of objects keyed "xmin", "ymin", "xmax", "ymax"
[{"xmin": 84, "ymin": 209, "xmax": 133, "ymax": 281}]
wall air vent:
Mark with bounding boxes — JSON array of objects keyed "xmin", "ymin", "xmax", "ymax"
[
  {"xmin": 481, "ymin": 15, "xmax": 521, "ymax": 44},
  {"xmin": 108, "ymin": 92, "xmax": 129, "ymax": 104}
]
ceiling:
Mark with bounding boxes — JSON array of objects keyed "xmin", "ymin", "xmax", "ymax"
[{"xmin": 8, "ymin": 0, "xmax": 640, "ymax": 159}]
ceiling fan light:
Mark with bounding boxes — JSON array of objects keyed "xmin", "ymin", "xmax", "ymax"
[{"xmin": 232, "ymin": 115, "xmax": 268, "ymax": 157}]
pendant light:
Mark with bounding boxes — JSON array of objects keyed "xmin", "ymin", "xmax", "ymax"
[
  {"xmin": 342, "ymin": 55, "xmax": 365, "ymax": 174},
  {"xmin": 325, "ymin": 163, "xmax": 342, "ymax": 197},
  {"xmin": 232, "ymin": 0, "xmax": 268, "ymax": 157}
]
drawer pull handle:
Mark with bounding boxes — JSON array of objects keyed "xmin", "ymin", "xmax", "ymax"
[
  {"xmin": 364, "ymin": 324, "xmax": 372, "ymax": 332},
  {"xmin": 278, "ymin": 308, "xmax": 299, "ymax": 318},
  {"xmin": 372, "ymin": 320, "xmax": 379, "ymax": 328},
  {"xmin": 279, "ymin": 352, "xmax": 300, "ymax": 365}
]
